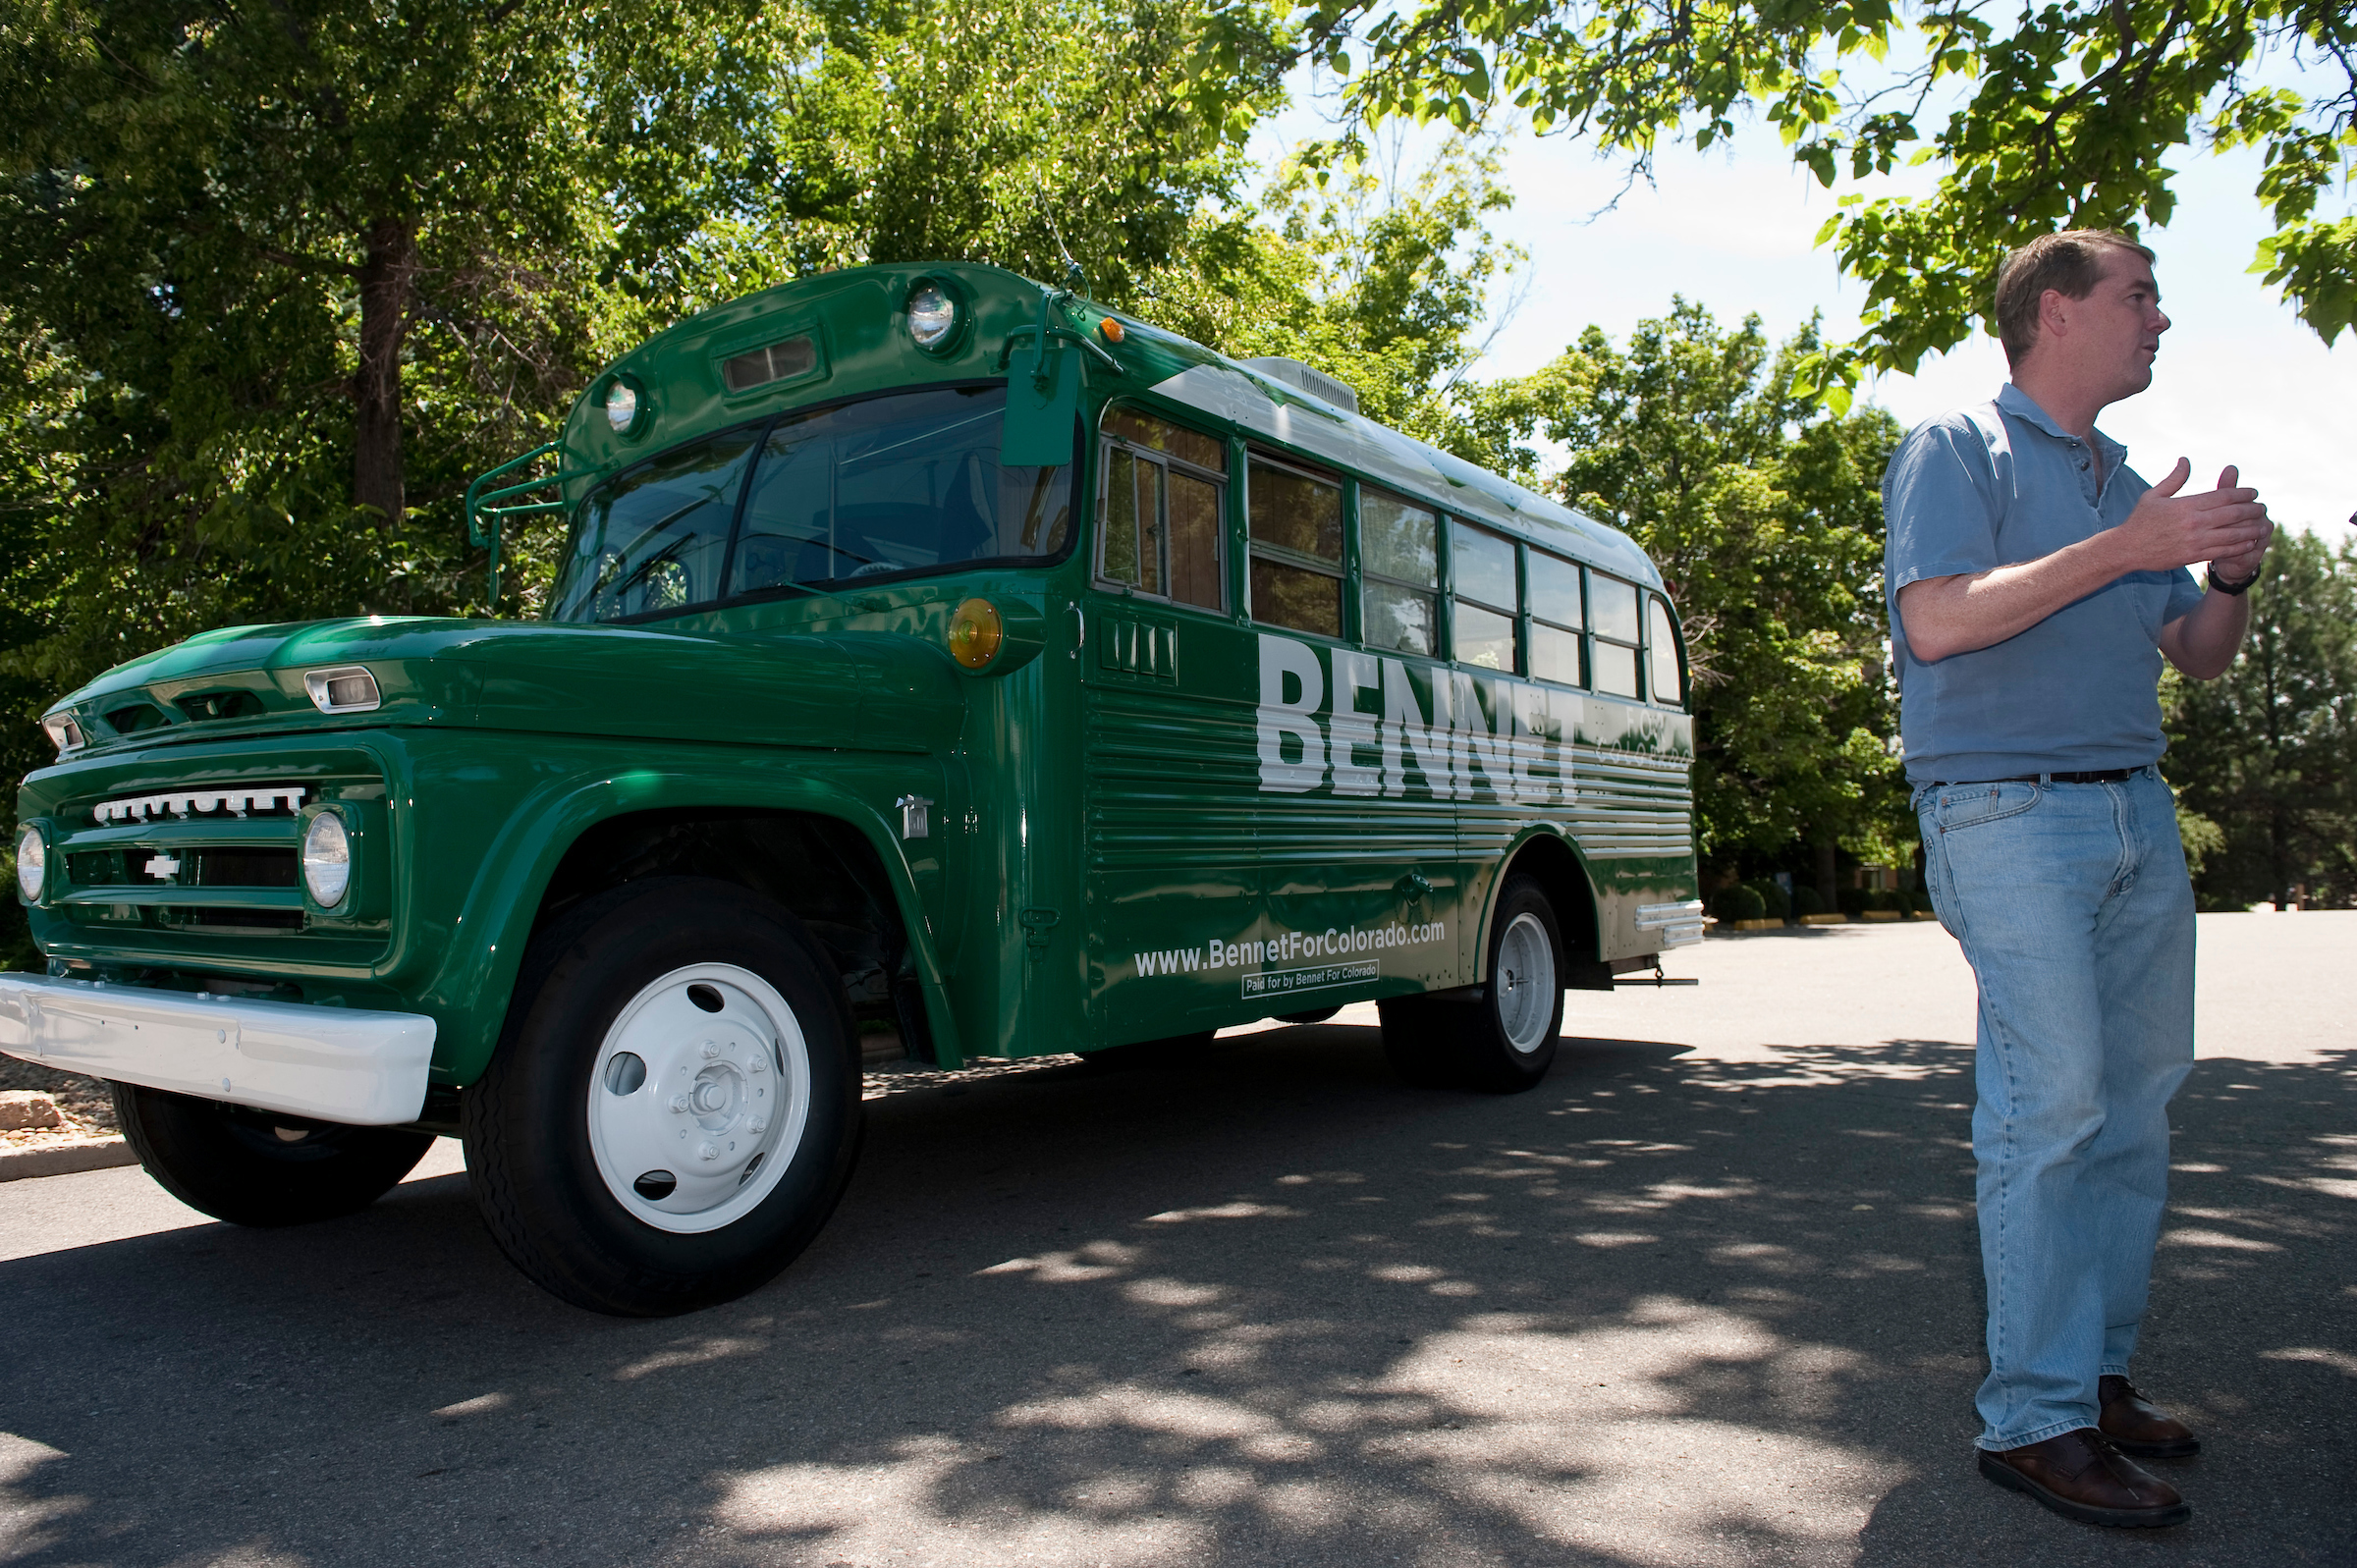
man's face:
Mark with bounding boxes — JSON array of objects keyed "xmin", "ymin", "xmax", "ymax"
[{"xmin": 2056, "ymin": 247, "xmax": 2170, "ymax": 400}]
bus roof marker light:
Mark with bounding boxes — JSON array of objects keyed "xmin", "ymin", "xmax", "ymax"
[
  {"xmin": 604, "ymin": 379, "xmax": 641, "ymax": 435},
  {"xmin": 1099, "ymin": 316, "xmax": 1125, "ymax": 345},
  {"xmin": 906, "ymin": 283, "xmax": 958, "ymax": 351},
  {"xmin": 947, "ymin": 598, "xmax": 1006, "ymax": 670}
]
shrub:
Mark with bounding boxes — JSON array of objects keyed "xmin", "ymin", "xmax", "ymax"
[
  {"xmin": 1712, "ymin": 884, "xmax": 1768, "ymax": 923},
  {"xmin": 1836, "ymin": 887, "xmax": 1868, "ymax": 919},
  {"xmin": 1748, "ymin": 880, "xmax": 1792, "ymax": 920},
  {"xmin": 1792, "ymin": 885, "xmax": 1826, "ymax": 917}
]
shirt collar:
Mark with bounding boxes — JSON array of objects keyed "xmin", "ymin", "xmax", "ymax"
[{"xmin": 1997, "ymin": 383, "xmax": 2128, "ymax": 478}]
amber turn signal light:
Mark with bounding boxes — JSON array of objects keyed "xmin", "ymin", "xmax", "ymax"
[
  {"xmin": 947, "ymin": 598, "xmax": 1006, "ymax": 670},
  {"xmin": 1099, "ymin": 316, "xmax": 1125, "ymax": 344}
]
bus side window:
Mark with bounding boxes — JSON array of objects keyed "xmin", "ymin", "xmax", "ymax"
[
  {"xmin": 1451, "ymin": 520, "xmax": 1518, "ymax": 672},
  {"xmin": 1589, "ymin": 573, "xmax": 1642, "ymax": 698},
  {"xmin": 1247, "ymin": 454, "xmax": 1343, "ymax": 637},
  {"xmin": 1098, "ymin": 407, "xmax": 1225, "ymax": 612},
  {"xmin": 1647, "ymin": 594, "xmax": 1685, "ymax": 707},
  {"xmin": 1528, "ymin": 550, "xmax": 1584, "ymax": 686},
  {"xmin": 1359, "ymin": 490, "xmax": 1437, "ymax": 655}
]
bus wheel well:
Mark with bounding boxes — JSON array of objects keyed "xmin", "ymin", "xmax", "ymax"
[
  {"xmin": 531, "ymin": 809, "xmax": 920, "ymax": 1051},
  {"xmin": 1502, "ymin": 835, "xmax": 1601, "ymax": 974}
]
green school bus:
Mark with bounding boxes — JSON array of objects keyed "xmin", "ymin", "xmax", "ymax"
[{"xmin": 2, "ymin": 264, "xmax": 1701, "ymax": 1315}]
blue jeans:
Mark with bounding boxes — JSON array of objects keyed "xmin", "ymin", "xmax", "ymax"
[{"xmin": 1914, "ymin": 766, "xmax": 2195, "ymax": 1450}]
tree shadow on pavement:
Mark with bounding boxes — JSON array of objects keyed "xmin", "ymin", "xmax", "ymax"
[{"xmin": 0, "ymin": 1030, "xmax": 2348, "ymax": 1568}]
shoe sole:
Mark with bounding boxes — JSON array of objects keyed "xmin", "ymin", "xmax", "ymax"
[{"xmin": 1978, "ymin": 1451, "xmax": 2192, "ymax": 1528}]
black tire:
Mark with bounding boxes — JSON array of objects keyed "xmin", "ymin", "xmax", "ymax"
[
  {"xmin": 1075, "ymin": 1029, "xmax": 1218, "ymax": 1070},
  {"xmin": 1274, "ymin": 1005, "xmax": 1342, "ymax": 1025},
  {"xmin": 462, "ymin": 877, "xmax": 863, "ymax": 1317},
  {"xmin": 1379, "ymin": 875, "xmax": 1564, "ymax": 1093},
  {"xmin": 110, "ymin": 1082, "xmax": 434, "ymax": 1226}
]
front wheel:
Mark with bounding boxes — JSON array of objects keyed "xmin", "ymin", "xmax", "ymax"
[
  {"xmin": 1380, "ymin": 876, "xmax": 1564, "ymax": 1093},
  {"xmin": 110, "ymin": 1083, "xmax": 434, "ymax": 1226},
  {"xmin": 463, "ymin": 878, "xmax": 863, "ymax": 1317}
]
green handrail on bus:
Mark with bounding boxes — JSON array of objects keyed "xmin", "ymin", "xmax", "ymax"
[{"xmin": 464, "ymin": 441, "xmax": 591, "ymax": 606}]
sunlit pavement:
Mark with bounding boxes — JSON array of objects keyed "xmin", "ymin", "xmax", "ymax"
[{"xmin": 2, "ymin": 915, "xmax": 2350, "ymax": 1567}]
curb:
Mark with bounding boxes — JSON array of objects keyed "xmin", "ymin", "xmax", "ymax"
[{"xmin": 0, "ymin": 1138, "xmax": 138, "ymax": 1183}]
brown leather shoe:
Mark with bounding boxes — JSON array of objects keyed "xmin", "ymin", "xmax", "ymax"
[
  {"xmin": 1978, "ymin": 1428, "xmax": 2191, "ymax": 1527},
  {"xmin": 2100, "ymin": 1375, "xmax": 2201, "ymax": 1457}
]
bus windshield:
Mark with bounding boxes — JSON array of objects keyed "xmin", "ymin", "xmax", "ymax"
[{"xmin": 550, "ymin": 385, "xmax": 1073, "ymax": 623}]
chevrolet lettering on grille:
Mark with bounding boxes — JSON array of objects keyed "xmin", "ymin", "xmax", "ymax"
[{"xmin": 92, "ymin": 785, "xmax": 307, "ymax": 824}]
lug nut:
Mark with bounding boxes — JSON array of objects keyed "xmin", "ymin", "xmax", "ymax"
[
  {"xmin": 749, "ymin": 1116, "xmax": 768, "ymax": 1133},
  {"xmin": 701, "ymin": 1040, "xmax": 721, "ymax": 1058},
  {"xmin": 698, "ymin": 1142, "xmax": 720, "ymax": 1162},
  {"xmin": 748, "ymin": 1056, "xmax": 766, "ymax": 1075},
  {"xmin": 669, "ymin": 1094, "xmax": 689, "ymax": 1113}
]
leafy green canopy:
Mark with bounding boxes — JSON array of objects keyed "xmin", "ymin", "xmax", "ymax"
[
  {"xmin": 2165, "ymin": 530, "xmax": 2357, "ymax": 909},
  {"xmin": 1285, "ymin": 0, "xmax": 2357, "ymax": 403}
]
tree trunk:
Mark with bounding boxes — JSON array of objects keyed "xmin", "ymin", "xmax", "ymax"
[
  {"xmin": 1815, "ymin": 836, "xmax": 1838, "ymax": 912},
  {"xmin": 354, "ymin": 217, "xmax": 416, "ymax": 531}
]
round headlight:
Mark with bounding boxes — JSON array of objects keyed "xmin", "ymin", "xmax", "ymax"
[
  {"xmin": 907, "ymin": 284, "xmax": 957, "ymax": 351},
  {"xmin": 301, "ymin": 812, "xmax": 352, "ymax": 907},
  {"xmin": 946, "ymin": 598, "xmax": 1005, "ymax": 670},
  {"xmin": 15, "ymin": 825, "xmax": 44, "ymax": 902},
  {"xmin": 604, "ymin": 379, "xmax": 639, "ymax": 434}
]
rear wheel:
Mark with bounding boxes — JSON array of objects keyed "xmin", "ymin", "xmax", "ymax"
[
  {"xmin": 463, "ymin": 878, "xmax": 863, "ymax": 1317},
  {"xmin": 1380, "ymin": 876, "xmax": 1564, "ymax": 1093},
  {"xmin": 110, "ymin": 1083, "xmax": 434, "ymax": 1226}
]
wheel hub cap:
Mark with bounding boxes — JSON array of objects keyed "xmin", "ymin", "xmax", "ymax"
[{"xmin": 586, "ymin": 963, "xmax": 811, "ymax": 1234}]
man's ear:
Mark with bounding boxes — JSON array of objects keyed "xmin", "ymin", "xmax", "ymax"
[{"xmin": 2037, "ymin": 287, "xmax": 2073, "ymax": 343}]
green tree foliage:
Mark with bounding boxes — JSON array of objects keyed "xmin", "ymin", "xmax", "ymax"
[
  {"xmin": 2165, "ymin": 530, "xmax": 2357, "ymax": 908},
  {"xmin": 1138, "ymin": 135, "xmax": 1522, "ymax": 447},
  {"xmin": 1285, "ymin": 0, "xmax": 2357, "ymax": 401},
  {"xmin": 1473, "ymin": 302, "xmax": 1907, "ymax": 877}
]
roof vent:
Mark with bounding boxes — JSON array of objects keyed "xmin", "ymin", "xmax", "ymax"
[{"xmin": 1240, "ymin": 356, "xmax": 1359, "ymax": 414}]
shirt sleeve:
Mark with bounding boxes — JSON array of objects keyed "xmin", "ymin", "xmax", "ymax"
[
  {"xmin": 1883, "ymin": 415, "xmax": 2002, "ymax": 644},
  {"xmin": 2163, "ymin": 566, "xmax": 2206, "ymax": 622}
]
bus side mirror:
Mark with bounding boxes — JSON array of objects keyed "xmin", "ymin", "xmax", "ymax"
[{"xmin": 1000, "ymin": 344, "xmax": 1078, "ymax": 467}]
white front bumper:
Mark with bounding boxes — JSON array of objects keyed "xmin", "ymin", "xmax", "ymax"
[{"xmin": 0, "ymin": 974, "xmax": 437, "ymax": 1126}]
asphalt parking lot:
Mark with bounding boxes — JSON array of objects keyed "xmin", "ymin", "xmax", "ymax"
[{"xmin": 1, "ymin": 914, "xmax": 2350, "ymax": 1567}]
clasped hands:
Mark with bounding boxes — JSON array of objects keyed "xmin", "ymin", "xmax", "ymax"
[{"xmin": 2120, "ymin": 460, "xmax": 2274, "ymax": 586}]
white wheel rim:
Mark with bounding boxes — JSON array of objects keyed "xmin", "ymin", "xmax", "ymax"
[
  {"xmin": 585, "ymin": 962, "xmax": 811, "ymax": 1234},
  {"xmin": 1494, "ymin": 912, "xmax": 1558, "ymax": 1055}
]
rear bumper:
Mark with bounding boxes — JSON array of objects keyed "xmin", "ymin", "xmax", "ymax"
[
  {"xmin": 0, "ymin": 974, "xmax": 436, "ymax": 1126},
  {"xmin": 1636, "ymin": 899, "xmax": 1707, "ymax": 947}
]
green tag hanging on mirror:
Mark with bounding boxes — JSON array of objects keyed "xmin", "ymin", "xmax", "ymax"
[{"xmin": 1000, "ymin": 343, "xmax": 1079, "ymax": 467}]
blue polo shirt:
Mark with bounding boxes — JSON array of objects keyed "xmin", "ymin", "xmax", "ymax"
[{"xmin": 1884, "ymin": 384, "xmax": 2206, "ymax": 784}]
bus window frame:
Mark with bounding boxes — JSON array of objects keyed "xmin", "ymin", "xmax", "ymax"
[
  {"xmin": 1355, "ymin": 485, "xmax": 1442, "ymax": 661},
  {"xmin": 1586, "ymin": 569, "xmax": 1645, "ymax": 700},
  {"xmin": 1093, "ymin": 405, "xmax": 1229, "ymax": 614},
  {"xmin": 1646, "ymin": 592, "xmax": 1688, "ymax": 709},
  {"xmin": 1243, "ymin": 448, "xmax": 1348, "ymax": 641},
  {"xmin": 558, "ymin": 381, "xmax": 1083, "ymax": 627},
  {"xmin": 1525, "ymin": 547, "xmax": 1587, "ymax": 690},
  {"xmin": 1447, "ymin": 517, "xmax": 1522, "ymax": 676}
]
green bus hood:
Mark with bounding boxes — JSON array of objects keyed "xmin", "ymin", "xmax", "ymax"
[{"xmin": 39, "ymin": 617, "xmax": 967, "ymax": 757}]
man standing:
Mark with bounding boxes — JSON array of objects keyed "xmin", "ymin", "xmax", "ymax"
[{"xmin": 1884, "ymin": 229, "xmax": 2273, "ymax": 1529}]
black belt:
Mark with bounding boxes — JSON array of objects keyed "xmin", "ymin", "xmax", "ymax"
[{"xmin": 1935, "ymin": 768, "xmax": 2141, "ymax": 786}]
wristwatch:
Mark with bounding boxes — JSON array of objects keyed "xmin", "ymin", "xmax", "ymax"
[{"xmin": 2209, "ymin": 564, "xmax": 2261, "ymax": 596}]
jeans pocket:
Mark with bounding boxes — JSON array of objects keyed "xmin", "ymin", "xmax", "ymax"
[{"xmin": 1929, "ymin": 780, "xmax": 2043, "ymax": 836}]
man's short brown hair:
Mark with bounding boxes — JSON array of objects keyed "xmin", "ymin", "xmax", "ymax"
[{"xmin": 1993, "ymin": 230, "xmax": 2157, "ymax": 366}]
